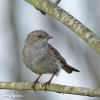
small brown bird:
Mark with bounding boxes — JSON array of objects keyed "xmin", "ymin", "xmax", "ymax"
[{"xmin": 22, "ymin": 30, "xmax": 80, "ymax": 90}]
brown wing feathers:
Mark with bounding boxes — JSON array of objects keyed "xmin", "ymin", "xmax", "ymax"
[{"xmin": 48, "ymin": 43, "xmax": 80, "ymax": 73}]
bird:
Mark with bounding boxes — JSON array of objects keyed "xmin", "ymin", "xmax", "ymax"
[{"xmin": 22, "ymin": 30, "xmax": 80, "ymax": 90}]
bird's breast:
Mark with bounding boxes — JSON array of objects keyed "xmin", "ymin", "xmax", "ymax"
[{"xmin": 22, "ymin": 45, "xmax": 61, "ymax": 75}]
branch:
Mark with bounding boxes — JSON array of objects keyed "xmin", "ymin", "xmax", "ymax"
[
  {"xmin": 0, "ymin": 82, "xmax": 100, "ymax": 97},
  {"xmin": 36, "ymin": 0, "xmax": 61, "ymax": 15},
  {"xmin": 24, "ymin": 0, "xmax": 100, "ymax": 54}
]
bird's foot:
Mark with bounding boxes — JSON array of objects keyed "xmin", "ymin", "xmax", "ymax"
[
  {"xmin": 31, "ymin": 74, "xmax": 42, "ymax": 92},
  {"xmin": 42, "ymin": 80, "xmax": 51, "ymax": 91},
  {"xmin": 31, "ymin": 80, "xmax": 39, "ymax": 92}
]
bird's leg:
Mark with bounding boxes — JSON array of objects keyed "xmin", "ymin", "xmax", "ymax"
[
  {"xmin": 43, "ymin": 74, "xmax": 55, "ymax": 90},
  {"xmin": 32, "ymin": 74, "xmax": 42, "ymax": 92}
]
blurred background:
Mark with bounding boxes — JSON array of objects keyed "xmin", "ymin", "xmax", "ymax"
[{"xmin": 0, "ymin": 0, "xmax": 100, "ymax": 100}]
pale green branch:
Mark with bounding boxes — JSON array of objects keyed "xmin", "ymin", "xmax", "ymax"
[
  {"xmin": 24, "ymin": 0, "xmax": 100, "ymax": 54},
  {"xmin": 0, "ymin": 82, "xmax": 100, "ymax": 97}
]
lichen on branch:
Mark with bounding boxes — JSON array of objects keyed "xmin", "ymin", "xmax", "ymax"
[{"xmin": 0, "ymin": 82, "xmax": 100, "ymax": 97}]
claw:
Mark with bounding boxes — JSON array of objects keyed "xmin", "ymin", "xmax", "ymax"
[
  {"xmin": 31, "ymin": 74, "xmax": 42, "ymax": 92},
  {"xmin": 31, "ymin": 80, "xmax": 39, "ymax": 92},
  {"xmin": 42, "ymin": 81, "xmax": 51, "ymax": 91},
  {"xmin": 42, "ymin": 74, "xmax": 55, "ymax": 91}
]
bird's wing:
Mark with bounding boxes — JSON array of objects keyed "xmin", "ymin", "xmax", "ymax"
[
  {"xmin": 48, "ymin": 43, "xmax": 66, "ymax": 64},
  {"xmin": 48, "ymin": 43, "xmax": 80, "ymax": 73}
]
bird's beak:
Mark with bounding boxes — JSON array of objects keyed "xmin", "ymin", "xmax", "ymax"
[{"xmin": 46, "ymin": 36, "xmax": 53, "ymax": 39}]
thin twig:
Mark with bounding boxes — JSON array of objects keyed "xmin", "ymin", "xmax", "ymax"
[{"xmin": 54, "ymin": 0, "xmax": 61, "ymax": 5}]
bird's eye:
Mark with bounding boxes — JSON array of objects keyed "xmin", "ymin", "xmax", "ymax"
[{"xmin": 38, "ymin": 35, "xmax": 42, "ymax": 38}]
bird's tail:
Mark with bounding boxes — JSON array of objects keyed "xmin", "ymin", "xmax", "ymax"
[{"xmin": 62, "ymin": 64, "xmax": 80, "ymax": 74}]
